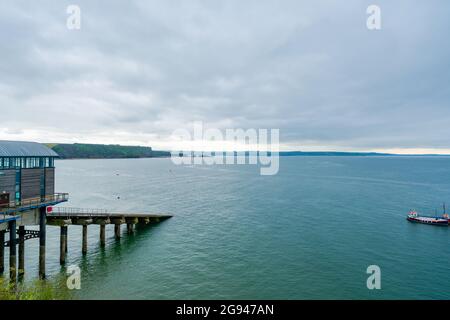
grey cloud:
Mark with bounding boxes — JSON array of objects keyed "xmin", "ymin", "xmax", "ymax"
[{"xmin": 0, "ymin": 0, "xmax": 449, "ymax": 151}]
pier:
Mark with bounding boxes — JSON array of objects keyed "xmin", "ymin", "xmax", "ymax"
[
  {"xmin": 1, "ymin": 205, "xmax": 172, "ymax": 279},
  {"xmin": 1, "ymin": 194, "xmax": 69, "ymax": 279},
  {"xmin": 0, "ymin": 140, "xmax": 172, "ymax": 281},
  {"xmin": 47, "ymin": 207, "xmax": 172, "ymax": 263}
]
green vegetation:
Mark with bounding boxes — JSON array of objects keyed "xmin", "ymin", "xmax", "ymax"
[
  {"xmin": 0, "ymin": 277, "xmax": 71, "ymax": 300},
  {"xmin": 47, "ymin": 143, "xmax": 170, "ymax": 159},
  {"xmin": 45, "ymin": 143, "xmax": 398, "ymax": 160}
]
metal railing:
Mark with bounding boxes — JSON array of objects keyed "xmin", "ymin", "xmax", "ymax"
[
  {"xmin": 0, "ymin": 193, "xmax": 69, "ymax": 218},
  {"xmin": 50, "ymin": 207, "xmax": 109, "ymax": 218},
  {"xmin": 0, "ymin": 214, "xmax": 19, "ymax": 224}
]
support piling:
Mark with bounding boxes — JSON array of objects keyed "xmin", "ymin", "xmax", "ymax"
[
  {"xmin": 18, "ymin": 226, "xmax": 25, "ymax": 276},
  {"xmin": 82, "ymin": 225, "xmax": 88, "ymax": 255},
  {"xmin": 0, "ymin": 230, "xmax": 4, "ymax": 274},
  {"xmin": 9, "ymin": 220, "xmax": 17, "ymax": 281},
  {"xmin": 114, "ymin": 224, "xmax": 121, "ymax": 239},
  {"xmin": 39, "ymin": 207, "xmax": 46, "ymax": 279},
  {"xmin": 60, "ymin": 226, "xmax": 67, "ymax": 265},
  {"xmin": 127, "ymin": 223, "xmax": 134, "ymax": 234},
  {"xmin": 100, "ymin": 224, "xmax": 106, "ymax": 247}
]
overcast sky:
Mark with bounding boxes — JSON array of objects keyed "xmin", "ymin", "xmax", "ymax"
[{"xmin": 1, "ymin": 1, "xmax": 449, "ymax": 153}]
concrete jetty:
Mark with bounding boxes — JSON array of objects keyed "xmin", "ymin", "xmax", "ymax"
[{"xmin": 47, "ymin": 207, "xmax": 172, "ymax": 261}]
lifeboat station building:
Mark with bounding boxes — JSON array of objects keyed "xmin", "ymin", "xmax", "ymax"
[{"xmin": 0, "ymin": 140, "xmax": 68, "ymax": 279}]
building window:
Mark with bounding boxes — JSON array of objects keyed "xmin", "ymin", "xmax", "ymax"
[
  {"xmin": 15, "ymin": 169, "xmax": 21, "ymax": 203},
  {"xmin": 0, "ymin": 157, "xmax": 55, "ymax": 169}
]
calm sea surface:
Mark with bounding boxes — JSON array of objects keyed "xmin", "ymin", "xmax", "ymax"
[{"xmin": 12, "ymin": 157, "xmax": 450, "ymax": 299}]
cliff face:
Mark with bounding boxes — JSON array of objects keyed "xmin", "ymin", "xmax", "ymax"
[{"xmin": 47, "ymin": 143, "xmax": 170, "ymax": 159}]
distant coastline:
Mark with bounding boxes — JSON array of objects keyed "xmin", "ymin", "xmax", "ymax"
[
  {"xmin": 47, "ymin": 143, "xmax": 170, "ymax": 159},
  {"xmin": 278, "ymin": 151, "xmax": 449, "ymax": 157},
  {"xmin": 46, "ymin": 143, "xmax": 450, "ymax": 160}
]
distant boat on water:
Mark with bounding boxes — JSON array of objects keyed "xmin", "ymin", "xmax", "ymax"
[{"xmin": 407, "ymin": 204, "xmax": 450, "ymax": 226}]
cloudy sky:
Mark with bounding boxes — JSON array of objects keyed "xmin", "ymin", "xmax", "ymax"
[{"xmin": 1, "ymin": 1, "xmax": 449, "ymax": 153}]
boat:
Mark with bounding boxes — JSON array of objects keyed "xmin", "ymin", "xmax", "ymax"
[{"xmin": 407, "ymin": 210, "xmax": 449, "ymax": 226}]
